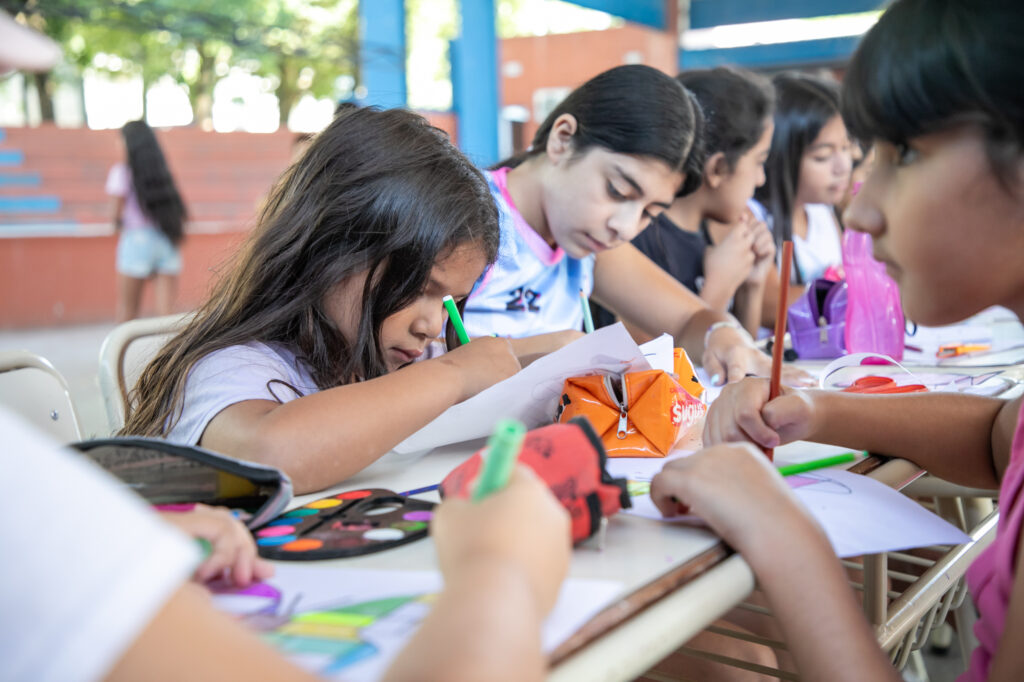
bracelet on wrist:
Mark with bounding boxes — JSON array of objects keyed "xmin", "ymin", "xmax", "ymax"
[{"xmin": 703, "ymin": 319, "xmax": 754, "ymax": 349}]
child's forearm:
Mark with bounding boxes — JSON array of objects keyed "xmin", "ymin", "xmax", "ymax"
[
  {"xmin": 206, "ymin": 357, "xmax": 467, "ymax": 493},
  {"xmin": 731, "ymin": 281, "xmax": 766, "ymax": 337},
  {"xmin": 382, "ymin": 558, "xmax": 547, "ymax": 682},
  {"xmin": 699, "ymin": 273, "xmax": 739, "ymax": 313},
  {"xmin": 809, "ymin": 390, "xmax": 1014, "ymax": 489},
  {"xmin": 744, "ymin": 519, "xmax": 900, "ymax": 682},
  {"xmin": 677, "ymin": 307, "xmax": 733, "ymax": 359}
]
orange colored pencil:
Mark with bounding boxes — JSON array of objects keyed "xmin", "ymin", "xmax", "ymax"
[{"xmin": 767, "ymin": 240, "xmax": 794, "ymax": 461}]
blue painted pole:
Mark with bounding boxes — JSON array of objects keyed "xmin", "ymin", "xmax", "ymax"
[
  {"xmin": 451, "ymin": 0, "xmax": 499, "ymax": 166},
  {"xmin": 568, "ymin": 0, "xmax": 665, "ymax": 29},
  {"xmin": 359, "ymin": 0, "xmax": 407, "ymax": 109}
]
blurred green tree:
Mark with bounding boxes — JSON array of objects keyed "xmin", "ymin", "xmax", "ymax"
[{"xmin": 3, "ymin": 0, "xmax": 357, "ymax": 128}]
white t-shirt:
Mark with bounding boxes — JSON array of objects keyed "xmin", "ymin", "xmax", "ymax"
[
  {"xmin": 749, "ymin": 200, "xmax": 843, "ymax": 283},
  {"xmin": 792, "ymin": 204, "xmax": 843, "ymax": 283},
  {"xmin": 0, "ymin": 408, "xmax": 199, "ymax": 682},
  {"xmin": 166, "ymin": 341, "xmax": 320, "ymax": 446}
]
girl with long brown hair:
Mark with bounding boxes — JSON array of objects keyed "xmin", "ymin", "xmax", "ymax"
[{"xmin": 122, "ymin": 106, "xmax": 519, "ymax": 493}]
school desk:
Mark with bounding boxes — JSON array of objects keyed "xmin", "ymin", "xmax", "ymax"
[{"xmin": 278, "ymin": 434, "xmax": 932, "ymax": 682}]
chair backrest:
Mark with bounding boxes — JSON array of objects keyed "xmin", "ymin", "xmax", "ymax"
[
  {"xmin": 0, "ymin": 351, "xmax": 82, "ymax": 442},
  {"xmin": 98, "ymin": 312, "xmax": 191, "ymax": 433}
]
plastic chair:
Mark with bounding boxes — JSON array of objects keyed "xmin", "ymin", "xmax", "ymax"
[
  {"xmin": 0, "ymin": 350, "xmax": 82, "ymax": 442},
  {"xmin": 98, "ymin": 312, "xmax": 190, "ymax": 432}
]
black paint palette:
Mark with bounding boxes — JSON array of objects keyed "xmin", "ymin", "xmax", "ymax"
[{"xmin": 254, "ymin": 488, "xmax": 435, "ymax": 560}]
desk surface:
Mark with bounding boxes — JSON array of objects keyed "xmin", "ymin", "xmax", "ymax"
[
  {"xmin": 280, "ymin": 358, "xmax": 1019, "ymax": 682},
  {"xmin": 284, "ymin": 435, "xmax": 916, "ymax": 682}
]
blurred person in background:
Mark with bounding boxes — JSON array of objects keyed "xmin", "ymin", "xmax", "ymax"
[{"xmin": 107, "ymin": 120, "xmax": 188, "ymax": 322}]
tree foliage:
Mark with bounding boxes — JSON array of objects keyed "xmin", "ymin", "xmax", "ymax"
[{"xmin": 4, "ymin": 0, "xmax": 358, "ymax": 128}]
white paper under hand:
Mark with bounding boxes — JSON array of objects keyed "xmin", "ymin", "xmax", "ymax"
[{"xmin": 393, "ymin": 323, "xmax": 651, "ymax": 454}]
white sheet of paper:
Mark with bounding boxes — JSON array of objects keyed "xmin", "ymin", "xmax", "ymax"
[
  {"xmin": 608, "ymin": 456, "xmax": 970, "ymax": 558},
  {"xmin": 210, "ymin": 564, "xmax": 623, "ymax": 681},
  {"xmin": 788, "ymin": 470, "xmax": 970, "ymax": 556},
  {"xmin": 393, "ymin": 323, "xmax": 650, "ymax": 454},
  {"xmin": 638, "ymin": 334, "xmax": 674, "ymax": 374}
]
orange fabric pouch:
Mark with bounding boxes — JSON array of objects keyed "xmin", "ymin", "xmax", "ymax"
[{"xmin": 554, "ymin": 350, "xmax": 706, "ymax": 458}]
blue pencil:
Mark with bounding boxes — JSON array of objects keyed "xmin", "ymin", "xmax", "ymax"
[{"xmin": 400, "ymin": 484, "xmax": 440, "ymax": 496}]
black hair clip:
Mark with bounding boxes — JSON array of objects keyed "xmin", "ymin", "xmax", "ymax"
[{"xmin": 765, "ymin": 338, "xmax": 799, "ymax": 362}]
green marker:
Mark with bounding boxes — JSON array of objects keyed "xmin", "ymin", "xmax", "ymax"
[
  {"xmin": 443, "ymin": 295, "xmax": 471, "ymax": 346},
  {"xmin": 776, "ymin": 452, "xmax": 862, "ymax": 477},
  {"xmin": 473, "ymin": 419, "xmax": 527, "ymax": 502},
  {"xmin": 579, "ymin": 289, "xmax": 595, "ymax": 334},
  {"xmin": 196, "ymin": 537, "xmax": 213, "ymax": 560}
]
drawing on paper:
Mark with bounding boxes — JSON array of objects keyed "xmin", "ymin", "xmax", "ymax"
[
  {"xmin": 786, "ymin": 472, "xmax": 853, "ymax": 494},
  {"xmin": 211, "ymin": 580, "xmax": 437, "ymax": 679}
]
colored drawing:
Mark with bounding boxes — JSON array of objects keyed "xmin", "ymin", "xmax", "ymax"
[
  {"xmin": 211, "ymin": 576, "xmax": 438, "ymax": 680},
  {"xmin": 265, "ymin": 594, "xmax": 437, "ymax": 676},
  {"xmin": 209, "ymin": 565, "xmax": 623, "ymax": 682},
  {"xmin": 626, "ymin": 479, "xmax": 650, "ymax": 497},
  {"xmin": 785, "ymin": 472, "xmax": 852, "ymax": 494}
]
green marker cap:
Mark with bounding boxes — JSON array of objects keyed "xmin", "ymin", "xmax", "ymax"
[{"xmin": 473, "ymin": 419, "xmax": 526, "ymax": 502}]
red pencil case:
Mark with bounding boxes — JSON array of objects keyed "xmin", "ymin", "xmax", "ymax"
[{"xmin": 440, "ymin": 418, "xmax": 630, "ymax": 544}]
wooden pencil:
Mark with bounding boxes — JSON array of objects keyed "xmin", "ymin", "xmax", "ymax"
[{"xmin": 767, "ymin": 240, "xmax": 794, "ymax": 461}]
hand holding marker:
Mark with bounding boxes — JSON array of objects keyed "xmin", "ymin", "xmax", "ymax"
[
  {"xmin": 473, "ymin": 419, "xmax": 527, "ymax": 502},
  {"xmin": 443, "ymin": 294, "xmax": 471, "ymax": 346}
]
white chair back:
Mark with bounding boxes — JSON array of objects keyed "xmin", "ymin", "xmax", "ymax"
[
  {"xmin": 0, "ymin": 351, "xmax": 82, "ymax": 442},
  {"xmin": 98, "ymin": 313, "xmax": 190, "ymax": 432}
]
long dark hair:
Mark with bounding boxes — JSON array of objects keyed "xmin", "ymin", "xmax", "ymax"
[
  {"xmin": 121, "ymin": 120, "xmax": 187, "ymax": 246},
  {"xmin": 754, "ymin": 72, "xmax": 843, "ymax": 260},
  {"xmin": 677, "ymin": 67, "xmax": 774, "ymax": 172},
  {"xmin": 122, "ymin": 107, "xmax": 500, "ymax": 437},
  {"xmin": 496, "ymin": 64, "xmax": 705, "ymax": 197},
  {"xmin": 842, "ymin": 0, "xmax": 1024, "ymax": 190}
]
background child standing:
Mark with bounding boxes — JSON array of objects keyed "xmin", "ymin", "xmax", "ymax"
[{"xmin": 107, "ymin": 120, "xmax": 188, "ymax": 322}]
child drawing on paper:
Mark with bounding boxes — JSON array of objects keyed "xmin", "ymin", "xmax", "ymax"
[
  {"xmin": 121, "ymin": 106, "xmax": 523, "ymax": 493},
  {"xmin": 654, "ymin": 1, "xmax": 1024, "ymax": 679}
]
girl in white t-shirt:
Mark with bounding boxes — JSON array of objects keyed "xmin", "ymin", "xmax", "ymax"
[
  {"xmin": 754, "ymin": 72, "xmax": 853, "ymax": 326},
  {"xmin": 121, "ymin": 107, "xmax": 521, "ymax": 493}
]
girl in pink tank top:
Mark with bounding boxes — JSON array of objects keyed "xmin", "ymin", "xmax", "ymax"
[{"xmin": 642, "ymin": 1, "xmax": 1024, "ymax": 680}]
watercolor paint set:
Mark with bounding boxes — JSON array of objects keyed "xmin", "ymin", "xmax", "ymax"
[{"xmin": 254, "ymin": 488, "xmax": 435, "ymax": 560}]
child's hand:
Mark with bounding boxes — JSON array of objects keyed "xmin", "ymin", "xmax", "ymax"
[
  {"xmin": 703, "ymin": 377, "xmax": 821, "ymax": 449},
  {"xmin": 704, "ymin": 221, "xmax": 756, "ymax": 295},
  {"xmin": 159, "ymin": 504, "xmax": 275, "ymax": 586},
  {"xmin": 650, "ymin": 442, "xmax": 821, "ymax": 561},
  {"xmin": 432, "ymin": 465, "xmax": 571, "ymax": 615},
  {"xmin": 442, "ymin": 336, "xmax": 522, "ymax": 401},
  {"xmin": 745, "ymin": 218, "xmax": 776, "ymax": 285},
  {"xmin": 703, "ymin": 330, "xmax": 816, "ymax": 387},
  {"xmin": 701, "ymin": 325, "xmax": 765, "ymax": 385}
]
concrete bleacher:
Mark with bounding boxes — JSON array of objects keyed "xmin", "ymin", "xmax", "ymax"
[
  {"xmin": 0, "ymin": 124, "xmax": 295, "ymax": 328},
  {"xmin": 0, "ymin": 113, "xmax": 456, "ymax": 329},
  {"xmin": 0, "ymin": 124, "xmax": 294, "ymax": 231}
]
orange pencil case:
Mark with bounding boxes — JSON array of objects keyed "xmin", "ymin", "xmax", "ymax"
[{"xmin": 554, "ymin": 349, "xmax": 706, "ymax": 458}]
